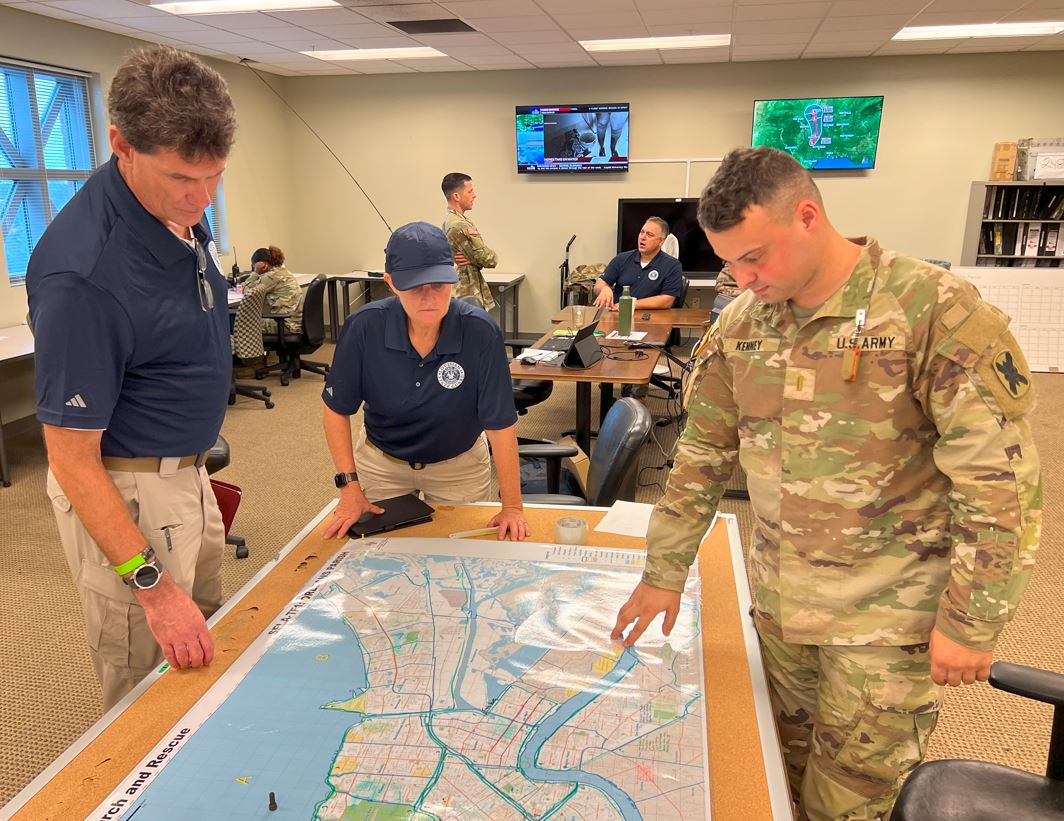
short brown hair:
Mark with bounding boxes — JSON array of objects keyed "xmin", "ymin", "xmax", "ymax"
[
  {"xmin": 108, "ymin": 46, "xmax": 236, "ymax": 160},
  {"xmin": 442, "ymin": 172, "xmax": 471, "ymax": 199},
  {"xmin": 698, "ymin": 147, "xmax": 821, "ymax": 232}
]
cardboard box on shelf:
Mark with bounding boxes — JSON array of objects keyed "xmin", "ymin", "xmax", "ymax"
[{"xmin": 990, "ymin": 142, "xmax": 1018, "ymax": 181}]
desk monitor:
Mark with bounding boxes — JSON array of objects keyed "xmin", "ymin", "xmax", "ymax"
[{"xmin": 617, "ymin": 198, "xmax": 724, "ymax": 274}]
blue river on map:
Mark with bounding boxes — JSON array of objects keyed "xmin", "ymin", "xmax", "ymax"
[
  {"xmin": 121, "ymin": 595, "xmax": 371, "ymax": 818},
  {"xmin": 516, "ymin": 647, "xmax": 642, "ymax": 821}
]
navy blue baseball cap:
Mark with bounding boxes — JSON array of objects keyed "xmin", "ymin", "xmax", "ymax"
[{"xmin": 385, "ymin": 221, "xmax": 458, "ymax": 291}]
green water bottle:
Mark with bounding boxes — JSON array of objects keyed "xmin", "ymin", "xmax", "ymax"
[{"xmin": 618, "ymin": 285, "xmax": 634, "ymax": 337}]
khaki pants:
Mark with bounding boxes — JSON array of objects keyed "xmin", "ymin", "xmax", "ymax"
[
  {"xmin": 354, "ymin": 428, "xmax": 491, "ymax": 504},
  {"xmin": 47, "ymin": 464, "xmax": 224, "ymax": 710},
  {"xmin": 758, "ymin": 619, "xmax": 941, "ymax": 821}
]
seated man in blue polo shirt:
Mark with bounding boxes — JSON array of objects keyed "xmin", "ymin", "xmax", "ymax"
[
  {"xmin": 320, "ymin": 222, "xmax": 529, "ymax": 543},
  {"xmin": 592, "ymin": 217, "xmax": 683, "ymax": 311}
]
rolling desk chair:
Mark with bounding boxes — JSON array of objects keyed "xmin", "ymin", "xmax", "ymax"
[
  {"xmin": 205, "ymin": 436, "xmax": 248, "ymax": 559},
  {"xmin": 649, "ymin": 275, "xmax": 691, "ymax": 398},
  {"xmin": 261, "ymin": 275, "xmax": 330, "ymax": 386},
  {"xmin": 890, "ymin": 661, "xmax": 1064, "ymax": 821},
  {"xmin": 517, "ymin": 398, "xmax": 652, "ymax": 505}
]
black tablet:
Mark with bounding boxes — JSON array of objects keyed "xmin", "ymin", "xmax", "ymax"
[{"xmin": 346, "ymin": 493, "xmax": 435, "ymax": 538}]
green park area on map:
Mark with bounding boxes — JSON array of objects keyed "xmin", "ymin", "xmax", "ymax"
[{"xmin": 752, "ymin": 97, "xmax": 883, "ymax": 169}]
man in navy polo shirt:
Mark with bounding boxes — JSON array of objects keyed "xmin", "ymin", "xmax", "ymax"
[
  {"xmin": 321, "ymin": 222, "xmax": 529, "ymax": 543},
  {"xmin": 592, "ymin": 217, "xmax": 684, "ymax": 311},
  {"xmin": 27, "ymin": 47, "xmax": 235, "ymax": 709}
]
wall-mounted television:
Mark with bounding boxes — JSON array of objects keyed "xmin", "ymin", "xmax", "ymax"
[
  {"xmin": 516, "ymin": 103, "xmax": 629, "ymax": 174},
  {"xmin": 617, "ymin": 198, "xmax": 724, "ymax": 275},
  {"xmin": 751, "ymin": 95, "xmax": 884, "ymax": 170}
]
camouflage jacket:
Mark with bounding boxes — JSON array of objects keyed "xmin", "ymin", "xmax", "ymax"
[
  {"xmin": 243, "ymin": 264, "xmax": 302, "ymax": 333},
  {"xmin": 645, "ymin": 238, "xmax": 1041, "ymax": 650},
  {"xmin": 443, "ymin": 208, "xmax": 496, "ymax": 310}
]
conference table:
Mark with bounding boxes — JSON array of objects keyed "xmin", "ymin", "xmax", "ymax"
[
  {"xmin": 511, "ymin": 321, "xmax": 672, "ymax": 455},
  {"xmin": 325, "ymin": 271, "xmax": 526, "ymax": 341},
  {"xmin": 6, "ymin": 502, "xmax": 792, "ymax": 820},
  {"xmin": 551, "ymin": 305, "xmax": 710, "ymax": 329},
  {"xmin": 0, "ymin": 323, "xmax": 36, "ymax": 488}
]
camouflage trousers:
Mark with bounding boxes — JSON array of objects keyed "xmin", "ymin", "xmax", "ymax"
[
  {"xmin": 757, "ymin": 618, "xmax": 941, "ymax": 821},
  {"xmin": 455, "ymin": 267, "xmax": 496, "ymax": 311}
]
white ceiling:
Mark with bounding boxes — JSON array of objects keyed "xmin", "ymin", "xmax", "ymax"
[{"xmin": 3, "ymin": 0, "xmax": 1063, "ymax": 76}]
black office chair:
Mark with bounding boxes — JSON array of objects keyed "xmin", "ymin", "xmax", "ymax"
[
  {"xmin": 649, "ymin": 275, "xmax": 690, "ymax": 398},
  {"xmin": 890, "ymin": 661, "xmax": 1064, "ymax": 821},
  {"xmin": 204, "ymin": 436, "xmax": 249, "ymax": 559},
  {"xmin": 518, "ymin": 398, "xmax": 652, "ymax": 505},
  {"xmin": 261, "ymin": 274, "xmax": 330, "ymax": 386}
]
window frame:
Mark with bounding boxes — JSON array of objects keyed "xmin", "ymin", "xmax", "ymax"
[{"xmin": 1, "ymin": 58, "xmax": 98, "ymax": 287}]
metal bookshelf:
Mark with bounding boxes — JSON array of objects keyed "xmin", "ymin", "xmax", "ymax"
[{"xmin": 961, "ymin": 180, "xmax": 1064, "ymax": 268}]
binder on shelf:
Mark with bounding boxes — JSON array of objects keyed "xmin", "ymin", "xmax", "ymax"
[
  {"xmin": 1024, "ymin": 223, "xmax": 1042, "ymax": 256},
  {"xmin": 993, "ymin": 223, "xmax": 1004, "ymax": 255}
]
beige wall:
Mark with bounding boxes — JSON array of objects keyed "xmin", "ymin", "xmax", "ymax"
[
  {"xmin": 282, "ymin": 50, "xmax": 1064, "ymax": 331},
  {"xmin": 0, "ymin": 4, "xmax": 295, "ymax": 422}
]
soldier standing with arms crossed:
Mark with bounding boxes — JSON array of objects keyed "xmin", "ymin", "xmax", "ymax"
[
  {"xmin": 612, "ymin": 147, "xmax": 1042, "ymax": 820},
  {"xmin": 442, "ymin": 172, "xmax": 497, "ymax": 310}
]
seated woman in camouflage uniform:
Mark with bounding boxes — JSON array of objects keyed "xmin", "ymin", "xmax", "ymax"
[{"xmin": 245, "ymin": 246, "xmax": 302, "ymax": 333}]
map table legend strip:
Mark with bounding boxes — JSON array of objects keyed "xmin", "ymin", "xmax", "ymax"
[{"xmin": 91, "ymin": 537, "xmax": 709, "ymax": 820}]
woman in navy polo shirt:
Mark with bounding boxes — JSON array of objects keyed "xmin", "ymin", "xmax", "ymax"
[{"xmin": 321, "ymin": 222, "xmax": 529, "ymax": 542}]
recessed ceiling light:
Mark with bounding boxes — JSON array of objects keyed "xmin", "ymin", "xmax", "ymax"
[
  {"xmin": 302, "ymin": 47, "xmax": 447, "ymax": 61},
  {"xmin": 154, "ymin": 0, "xmax": 338, "ymax": 13},
  {"xmin": 580, "ymin": 34, "xmax": 731, "ymax": 52},
  {"xmin": 892, "ymin": 21, "xmax": 1064, "ymax": 41}
]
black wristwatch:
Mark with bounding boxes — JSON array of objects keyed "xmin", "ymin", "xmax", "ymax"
[
  {"xmin": 334, "ymin": 471, "xmax": 359, "ymax": 488},
  {"xmin": 118, "ymin": 546, "xmax": 164, "ymax": 591}
]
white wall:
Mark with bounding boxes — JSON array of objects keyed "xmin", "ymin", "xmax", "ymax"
[
  {"xmin": 281, "ymin": 50, "xmax": 1064, "ymax": 331},
  {"xmin": 0, "ymin": 4, "xmax": 296, "ymax": 422}
]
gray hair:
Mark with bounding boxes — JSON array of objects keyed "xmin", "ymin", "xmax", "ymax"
[
  {"xmin": 698, "ymin": 147, "xmax": 821, "ymax": 232},
  {"xmin": 107, "ymin": 46, "xmax": 236, "ymax": 160},
  {"xmin": 644, "ymin": 216, "xmax": 669, "ymax": 237}
]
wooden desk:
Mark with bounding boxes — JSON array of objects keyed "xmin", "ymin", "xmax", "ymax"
[
  {"xmin": 552, "ymin": 305, "xmax": 710, "ymax": 329},
  {"xmin": 510, "ymin": 323, "xmax": 670, "ymax": 454},
  {"xmin": 7, "ymin": 503, "xmax": 790, "ymax": 820},
  {"xmin": 0, "ymin": 323, "xmax": 35, "ymax": 488}
]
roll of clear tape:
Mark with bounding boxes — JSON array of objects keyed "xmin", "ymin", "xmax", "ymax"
[{"xmin": 555, "ymin": 516, "xmax": 589, "ymax": 545}]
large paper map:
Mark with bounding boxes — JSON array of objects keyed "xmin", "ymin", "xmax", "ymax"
[{"xmin": 92, "ymin": 537, "xmax": 709, "ymax": 820}]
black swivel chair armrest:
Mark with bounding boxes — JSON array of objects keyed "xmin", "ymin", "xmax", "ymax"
[
  {"xmin": 517, "ymin": 443, "xmax": 580, "ymax": 459},
  {"xmin": 990, "ymin": 662, "xmax": 1064, "ymax": 707},
  {"xmin": 522, "ymin": 494, "xmax": 588, "ymax": 506}
]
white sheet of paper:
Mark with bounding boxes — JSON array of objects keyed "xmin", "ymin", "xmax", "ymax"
[{"xmin": 594, "ymin": 500, "xmax": 656, "ymax": 538}]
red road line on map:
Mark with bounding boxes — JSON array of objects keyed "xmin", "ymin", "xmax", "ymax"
[{"xmin": 489, "ymin": 690, "xmax": 539, "ymax": 755}]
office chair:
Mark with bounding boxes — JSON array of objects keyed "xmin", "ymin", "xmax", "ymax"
[
  {"xmin": 262, "ymin": 274, "xmax": 330, "ymax": 386},
  {"xmin": 518, "ymin": 398, "xmax": 652, "ymax": 505},
  {"xmin": 204, "ymin": 436, "xmax": 249, "ymax": 559},
  {"xmin": 454, "ymin": 295, "xmax": 555, "ymax": 417},
  {"xmin": 649, "ymin": 275, "xmax": 690, "ymax": 399},
  {"xmin": 890, "ymin": 661, "xmax": 1064, "ymax": 821}
]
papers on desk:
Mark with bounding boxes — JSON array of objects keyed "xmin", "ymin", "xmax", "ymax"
[
  {"xmin": 604, "ymin": 330, "xmax": 647, "ymax": 341},
  {"xmin": 517, "ymin": 348, "xmax": 562, "ymax": 363},
  {"xmin": 594, "ymin": 500, "xmax": 719, "ymax": 540},
  {"xmin": 227, "ymin": 289, "xmax": 242, "ymax": 306}
]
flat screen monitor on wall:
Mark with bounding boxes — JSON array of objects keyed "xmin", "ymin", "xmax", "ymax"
[
  {"xmin": 617, "ymin": 198, "xmax": 725, "ymax": 275},
  {"xmin": 516, "ymin": 103, "xmax": 629, "ymax": 174},
  {"xmin": 751, "ymin": 95, "xmax": 884, "ymax": 170}
]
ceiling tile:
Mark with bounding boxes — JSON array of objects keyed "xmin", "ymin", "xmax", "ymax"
[
  {"xmin": 660, "ymin": 45, "xmax": 730, "ymax": 60},
  {"xmin": 334, "ymin": 33, "xmax": 423, "ymax": 46},
  {"xmin": 296, "ymin": 21, "xmax": 405, "ymax": 37},
  {"xmin": 1001, "ymin": 7, "xmax": 1064, "ymax": 21},
  {"xmin": 818, "ymin": 13, "xmax": 911, "ymax": 31},
  {"xmin": 19, "ymin": 3, "xmax": 88, "ymax": 18},
  {"xmin": 108, "ymin": 12, "xmax": 221, "ymax": 31},
  {"xmin": 493, "ymin": 29, "xmax": 574, "ymax": 44},
  {"xmin": 733, "ymin": 48, "xmax": 804, "ymax": 61},
  {"xmin": 733, "ymin": 18, "xmax": 817, "ymax": 33},
  {"xmin": 534, "ymin": 0, "xmax": 638, "ymax": 11},
  {"xmin": 926, "ymin": 0, "xmax": 1026, "ymax": 11},
  {"xmin": 41, "ymin": 0, "xmax": 159, "ymax": 16},
  {"xmin": 353, "ymin": 3, "xmax": 453, "ymax": 22},
  {"xmin": 735, "ymin": 2, "xmax": 828, "ymax": 20},
  {"xmin": 564, "ymin": 24, "xmax": 651, "ymax": 38},
  {"xmin": 553, "ymin": 11, "xmax": 645, "ymax": 28},
  {"xmin": 873, "ymin": 40, "xmax": 953, "ymax": 54},
  {"xmin": 636, "ymin": 0, "xmax": 731, "ymax": 7},
  {"xmin": 645, "ymin": 22, "xmax": 733, "ymax": 35},
  {"xmin": 806, "ymin": 29, "xmax": 895, "ymax": 44},
  {"xmin": 266, "ymin": 8, "xmax": 379, "ymax": 25},
  {"xmin": 948, "ymin": 35, "xmax": 1058, "ymax": 51},
  {"xmin": 802, "ymin": 44, "xmax": 879, "ymax": 57},
  {"xmin": 231, "ymin": 22, "xmax": 318, "ymax": 38},
  {"xmin": 413, "ymin": 32, "xmax": 496, "ymax": 46},
  {"xmin": 905, "ymin": 10, "xmax": 1009, "ymax": 25},
  {"xmin": 441, "ymin": 0, "xmax": 546, "ymax": 16},
  {"xmin": 589, "ymin": 51, "xmax": 664, "ymax": 64},
  {"xmin": 528, "ymin": 55, "xmax": 598, "ymax": 66},
  {"xmin": 460, "ymin": 15, "xmax": 559, "ymax": 32},
  {"xmin": 196, "ymin": 11, "xmax": 307, "ymax": 29},
  {"xmin": 733, "ymin": 31, "xmax": 811, "ymax": 44}
]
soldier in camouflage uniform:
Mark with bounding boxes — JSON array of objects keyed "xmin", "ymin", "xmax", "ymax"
[
  {"xmin": 612, "ymin": 147, "xmax": 1041, "ymax": 821},
  {"xmin": 245, "ymin": 245, "xmax": 302, "ymax": 333},
  {"xmin": 442, "ymin": 172, "xmax": 497, "ymax": 311}
]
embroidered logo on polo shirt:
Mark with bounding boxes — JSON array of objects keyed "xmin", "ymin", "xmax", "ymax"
[
  {"xmin": 437, "ymin": 361, "xmax": 465, "ymax": 389},
  {"xmin": 647, "ymin": 270, "xmax": 659, "ymax": 281},
  {"xmin": 207, "ymin": 240, "xmax": 222, "ymax": 273}
]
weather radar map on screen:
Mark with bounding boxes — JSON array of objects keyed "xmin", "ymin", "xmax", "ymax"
[
  {"xmin": 751, "ymin": 95, "xmax": 883, "ymax": 170},
  {"xmin": 517, "ymin": 103, "xmax": 629, "ymax": 173}
]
